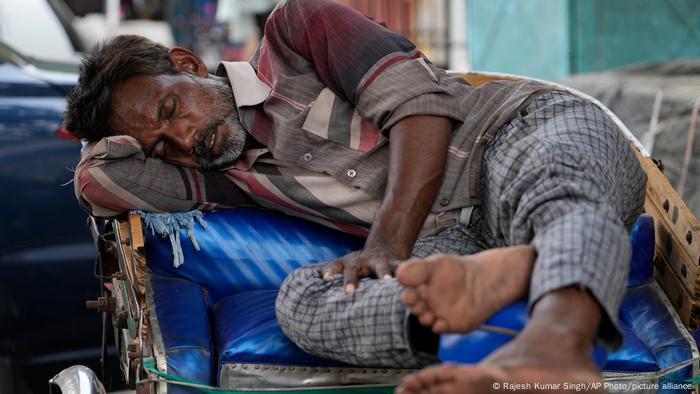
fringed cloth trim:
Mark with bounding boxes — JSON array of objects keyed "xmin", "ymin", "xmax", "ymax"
[{"xmin": 134, "ymin": 210, "xmax": 208, "ymax": 268}]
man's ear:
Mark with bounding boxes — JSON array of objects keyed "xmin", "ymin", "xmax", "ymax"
[{"xmin": 168, "ymin": 47, "xmax": 208, "ymax": 77}]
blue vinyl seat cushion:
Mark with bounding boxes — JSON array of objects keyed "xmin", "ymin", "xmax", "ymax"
[
  {"xmin": 438, "ymin": 300, "xmax": 608, "ymax": 369},
  {"xmin": 439, "ymin": 300, "xmax": 528, "ymax": 364},
  {"xmin": 604, "ymin": 319, "xmax": 657, "ymax": 372},
  {"xmin": 628, "ymin": 215, "xmax": 655, "ymax": 287},
  {"xmin": 143, "ymin": 209, "xmax": 692, "ymax": 389},
  {"xmin": 145, "ymin": 209, "xmax": 363, "ymax": 304},
  {"xmin": 618, "ymin": 285, "xmax": 693, "ymax": 380},
  {"xmin": 213, "ymin": 289, "xmax": 346, "ymax": 369}
]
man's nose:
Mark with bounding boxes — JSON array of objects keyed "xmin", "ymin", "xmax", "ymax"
[{"xmin": 165, "ymin": 122, "xmax": 196, "ymax": 155}]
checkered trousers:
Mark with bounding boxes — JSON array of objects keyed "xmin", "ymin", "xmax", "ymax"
[{"xmin": 275, "ymin": 92, "xmax": 647, "ymax": 367}]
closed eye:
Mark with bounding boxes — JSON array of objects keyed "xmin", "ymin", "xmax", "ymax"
[
  {"xmin": 157, "ymin": 94, "xmax": 178, "ymax": 122},
  {"xmin": 166, "ymin": 95, "xmax": 178, "ymax": 119}
]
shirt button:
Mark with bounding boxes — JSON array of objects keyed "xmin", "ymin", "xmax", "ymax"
[
  {"xmin": 346, "ymin": 169, "xmax": 357, "ymax": 178},
  {"xmin": 303, "ymin": 153, "xmax": 313, "ymax": 162},
  {"xmin": 439, "ymin": 198, "xmax": 450, "ymax": 206}
]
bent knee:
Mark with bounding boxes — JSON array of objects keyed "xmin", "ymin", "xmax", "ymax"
[
  {"xmin": 275, "ymin": 264, "xmax": 330, "ymax": 326},
  {"xmin": 278, "ymin": 263, "xmax": 326, "ymax": 300}
]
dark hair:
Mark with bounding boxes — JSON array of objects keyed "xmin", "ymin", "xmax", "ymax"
[{"xmin": 64, "ymin": 35, "xmax": 177, "ymax": 140}]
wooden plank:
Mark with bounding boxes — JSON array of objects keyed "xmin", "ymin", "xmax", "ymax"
[
  {"xmin": 116, "ymin": 215, "xmax": 153, "ymax": 356},
  {"xmin": 654, "ymin": 249, "xmax": 700, "ymax": 330},
  {"xmin": 117, "ymin": 218, "xmax": 137, "ymax": 286},
  {"xmin": 127, "ymin": 213, "xmax": 148, "ymax": 299},
  {"xmin": 637, "ymin": 151, "xmax": 700, "ymax": 298},
  {"xmin": 128, "ymin": 212, "xmax": 145, "ymax": 253},
  {"xmin": 459, "ymin": 72, "xmax": 520, "ymax": 87},
  {"xmin": 646, "ymin": 201, "xmax": 698, "ymax": 295}
]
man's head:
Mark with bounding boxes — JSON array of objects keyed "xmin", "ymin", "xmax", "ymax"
[{"xmin": 65, "ymin": 35, "xmax": 246, "ymax": 170}]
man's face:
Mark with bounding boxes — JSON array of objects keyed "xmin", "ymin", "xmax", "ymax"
[{"xmin": 110, "ymin": 71, "xmax": 246, "ymax": 170}]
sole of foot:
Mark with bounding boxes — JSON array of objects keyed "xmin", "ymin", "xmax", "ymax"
[{"xmin": 396, "ymin": 245, "xmax": 536, "ymax": 333}]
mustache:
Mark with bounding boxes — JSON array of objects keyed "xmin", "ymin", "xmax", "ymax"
[{"xmin": 193, "ymin": 118, "xmax": 224, "ymax": 160}]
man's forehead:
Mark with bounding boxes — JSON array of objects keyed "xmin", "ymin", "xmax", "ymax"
[
  {"xmin": 113, "ymin": 74, "xmax": 168, "ymax": 105},
  {"xmin": 111, "ymin": 74, "xmax": 170, "ymax": 131}
]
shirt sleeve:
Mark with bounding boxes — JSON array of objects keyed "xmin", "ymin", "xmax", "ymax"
[
  {"xmin": 74, "ymin": 136, "xmax": 254, "ymax": 217},
  {"xmin": 263, "ymin": 0, "xmax": 469, "ymax": 132}
]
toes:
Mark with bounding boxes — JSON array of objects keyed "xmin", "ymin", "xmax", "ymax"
[
  {"xmin": 427, "ymin": 384, "xmax": 453, "ymax": 394},
  {"xmin": 396, "ymin": 260, "xmax": 432, "ymax": 287},
  {"xmin": 432, "ymin": 318, "xmax": 449, "ymax": 333},
  {"xmin": 418, "ymin": 311, "xmax": 436, "ymax": 326},
  {"xmin": 396, "ymin": 374, "xmax": 421, "ymax": 394},
  {"xmin": 406, "ymin": 364, "xmax": 512, "ymax": 394},
  {"xmin": 414, "ymin": 367, "xmax": 441, "ymax": 387},
  {"xmin": 399, "ymin": 364, "xmax": 467, "ymax": 394},
  {"xmin": 411, "ymin": 300, "xmax": 429, "ymax": 315},
  {"xmin": 402, "ymin": 289, "xmax": 420, "ymax": 306},
  {"xmin": 417, "ymin": 284, "xmax": 429, "ymax": 300}
]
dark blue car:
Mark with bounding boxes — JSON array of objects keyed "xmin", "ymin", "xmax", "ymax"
[{"xmin": 0, "ymin": 2, "xmax": 121, "ymax": 391}]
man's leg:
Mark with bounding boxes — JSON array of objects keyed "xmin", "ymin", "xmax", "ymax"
[
  {"xmin": 396, "ymin": 92, "xmax": 647, "ymax": 393},
  {"xmin": 276, "ymin": 262, "xmax": 428, "ymax": 368},
  {"xmin": 399, "ymin": 246, "xmax": 535, "ymax": 333},
  {"xmin": 397, "ymin": 287, "xmax": 604, "ymax": 394},
  {"xmin": 275, "ymin": 217, "xmax": 496, "ymax": 368}
]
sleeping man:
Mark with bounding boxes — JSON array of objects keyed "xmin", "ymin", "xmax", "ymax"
[{"xmin": 64, "ymin": 0, "xmax": 646, "ymax": 392}]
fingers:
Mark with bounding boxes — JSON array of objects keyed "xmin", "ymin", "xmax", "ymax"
[
  {"xmin": 374, "ymin": 261, "xmax": 393, "ymax": 280},
  {"xmin": 343, "ymin": 262, "xmax": 359, "ymax": 294},
  {"xmin": 322, "ymin": 259, "xmax": 343, "ymax": 280},
  {"xmin": 326, "ymin": 252, "xmax": 398, "ymax": 294}
]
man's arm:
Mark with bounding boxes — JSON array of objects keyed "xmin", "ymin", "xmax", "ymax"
[
  {"xmin": 264, "ymin": 0, "xmax": 464, "ymax": 289},
  {"xmin": 323, "ymin": 115, "xmax": 452, "ymax": 291},
  {"xmin": 263, "ymin": 0, "xmax": 466, "ymax": 132},
  {"xmin": 75, "ymin": 135, "xmax": 253, "ymax": 217}
]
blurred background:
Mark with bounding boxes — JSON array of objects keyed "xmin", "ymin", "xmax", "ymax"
[{"xmin": 1, "ymin": 0, "xmax": 700, "ymax": 393}]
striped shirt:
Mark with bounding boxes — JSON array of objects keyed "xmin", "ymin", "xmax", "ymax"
[{"xmin": 74, "ymin": 0, "xmax": 554, "ymax": 236}]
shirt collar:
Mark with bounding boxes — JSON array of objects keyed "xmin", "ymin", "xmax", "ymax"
[{"xmin": 215, "ymin": 61, "xmax": 271, "ymax": 108}]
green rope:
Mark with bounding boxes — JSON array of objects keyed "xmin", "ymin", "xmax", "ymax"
[
  {"xmin": 660, "ymin": 375, "xmax": 700, "ymax": 385},
  {"xmin": 140, "ymin": 358, "xmax": 397, "ymax": 394}
]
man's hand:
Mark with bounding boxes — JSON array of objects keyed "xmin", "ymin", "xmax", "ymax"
[
  {"xmin": 323, "ymin": 115, "xmax": 453, "ymax": 294},
  {"xmin": 323, "ymin": 246, "xmax": 402, "ymax": 293}
]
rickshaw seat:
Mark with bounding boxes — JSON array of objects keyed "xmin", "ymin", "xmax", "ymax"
[{"xmin": 141, "ymin": 208, "xmax": 692, "ymax": 391}]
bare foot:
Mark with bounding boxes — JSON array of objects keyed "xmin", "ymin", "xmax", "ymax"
[
  {"xmin": 395, "ymin": 345, "xmax": 602, "ymax": 394},
  {"xmin": 395, "ymin": 287, "xmax": 605, "ymax": 394},
  {"xmin": 396, "ymin": 245, "xmax": 535, "ymax": 333}
]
